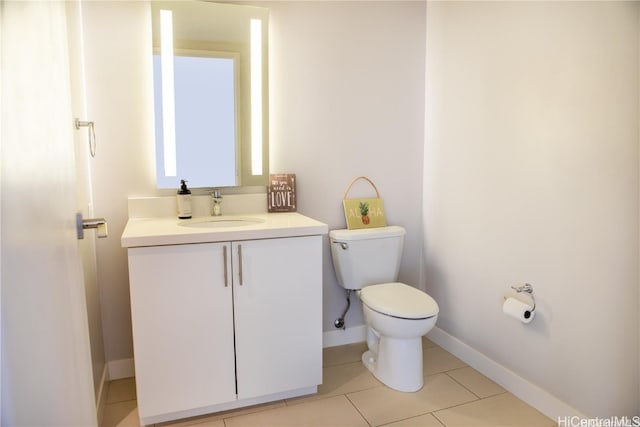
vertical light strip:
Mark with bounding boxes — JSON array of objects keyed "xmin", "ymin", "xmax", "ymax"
[
  {"xmin": 250, "ymin": 18, "xmax": 263, "ymax": 176},
  {"xmin": 160, "ymin": 10, "xmax": 177, "ymax": 177}
]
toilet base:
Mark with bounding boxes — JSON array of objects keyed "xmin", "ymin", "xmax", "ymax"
[{"xmin": 362, "ymin": 335, "xmax": 424, "ymax": 392}]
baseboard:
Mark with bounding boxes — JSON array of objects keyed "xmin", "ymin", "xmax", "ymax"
[
  {"xmin": 428, "ymin": 326, "xmax": 587, "ymax": 421},
  {"xmin": 107, "ymin": 358, "xmax": 135, "ymax": 380},
  {"xmin": 323, "ymin": 325, "xmax": 367, "ymax": 348}
]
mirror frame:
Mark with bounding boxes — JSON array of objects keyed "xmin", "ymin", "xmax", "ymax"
[{"xmin": 150, "ymin": 1, "xmax": 269, "ymax": 188}]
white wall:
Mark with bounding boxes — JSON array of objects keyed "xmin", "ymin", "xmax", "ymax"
[
  {"xmin": 82, "ymin": 1, "xmax": 156, "ymax": 363},
  {"xmin": 82, "ymin": 1, "xmax": 426, "ymax": 365},
  {"xmin": 267, "ymin": 1, "xmax": 427, "ymax": 332},
  {"xmin": 424, "ymin": 1, "xmax": 639, "ymax": 417}
]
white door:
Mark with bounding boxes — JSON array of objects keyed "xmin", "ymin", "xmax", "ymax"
[{"xmin": 1, "ymin": 2, "xmax": 97, "ymax": 425}]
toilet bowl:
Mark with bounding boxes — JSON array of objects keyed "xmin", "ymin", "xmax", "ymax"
[
  {"xmin": 329, "ymin": 226, "xmax": 439, "ymax": 393},
  {"xmin": 359, "ymin": 282, "xmax": 438, "ymax": 392}
]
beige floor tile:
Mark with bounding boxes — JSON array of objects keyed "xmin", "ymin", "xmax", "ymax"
[
  {"xmin": 102, "ymin": 400, "xmax": 140, "ymax": 427},
  {"xmin": 422, "ymin": 336, "xmax": 438, "ymax": 349},
  {"xmin": 224, "ymin": 395, "xmax": 369, "ymax": 427},
  {"xmin": 286, "ymin": 361, "xmax": 382, "ymax": 405},
  {"xmin": 346, "ymin": 373, "xmax": 477, "ymax": 426},
  {"xmin": 383, "ymin": 413, "xmax": 444, "ymax": 426},
  {"xmin": 106, "ymin": 377, "xmax": 137, "ymax": 404},
  {"xmin": 323, "ymin": 342, "xmax": 368, "ymax": 367},
  {"xmin": 167, "ymin": 419, "xmax": 225, "ymax": 427},
  {"xmin": 433, "ymin": 392, "xmax": 554, "ymax": 426},
  {"xmin": 446, "ymin": 367, "xmax": 505, "ymax": 398},
  {"xmin": 157, "ymin": 401, "xmax": 287, "ymax": 426},
  {"xmin": 423, "ymin": 346, "xmax": 467, "ymax": 376}
]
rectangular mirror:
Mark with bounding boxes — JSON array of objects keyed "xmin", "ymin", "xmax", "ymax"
[{"xmin": 150, "ymin": 1, "xmax": 269, "ymax": 189}]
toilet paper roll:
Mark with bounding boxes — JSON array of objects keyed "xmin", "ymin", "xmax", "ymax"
[{"xmin": 502, "ymin": 297, "xmax": 535, "ymax": 323}]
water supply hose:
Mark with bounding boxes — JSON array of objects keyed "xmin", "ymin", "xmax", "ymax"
[{"xmin": 334, "ymin": 289, "xmax": 352, "ymax": 329}]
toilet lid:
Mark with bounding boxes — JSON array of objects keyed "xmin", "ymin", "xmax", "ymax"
[{"xmin": 360, "ymin": 282, "xmax": 439, "ymax": 319}]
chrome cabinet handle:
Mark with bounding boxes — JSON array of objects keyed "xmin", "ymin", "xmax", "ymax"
[
  {"xmin": 223, "ymin": 245, "xmax": 228, "ymax": 287},
  {"xmin": 238, "ymin": 244, "xmax": 243, "ymax": 286}
]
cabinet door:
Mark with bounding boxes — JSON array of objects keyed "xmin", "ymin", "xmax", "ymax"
[
  {"xmin": 232, "ymin": 236, "xmax": 323, "ymax": 399},
  {"xmin": 128, "ymin": 243, "xmax": 236, "ymax": 418}
]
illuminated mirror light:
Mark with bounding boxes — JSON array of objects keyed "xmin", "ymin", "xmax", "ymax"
[
  {"xmin": 160, "ymin": 9, "xmax": 177, "ymax": 177},
  {"xmin": 250, "ymin": 18, "xmax": 262, "ymax": 176}
]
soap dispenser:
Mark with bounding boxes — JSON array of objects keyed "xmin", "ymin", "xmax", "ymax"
[
  {"xmin": 177, "ymin": 179, "xmax": 192, "ymax": 219},
  {"xmin": 211, "ymin": 189, "xmax": 222, "ymax": 216}
]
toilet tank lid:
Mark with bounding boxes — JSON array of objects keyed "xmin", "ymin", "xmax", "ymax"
[
  {"xmin": 360, "ymin": 282, "xmax": 439, "ymax": 319},
  {"xmin": 329, "ymin": 226, "xmax": 405, "ymax": 241}
]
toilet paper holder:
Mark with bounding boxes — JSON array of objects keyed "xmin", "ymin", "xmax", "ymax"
[{"xmin": 506, "ymin": 283, "xmax": 536, "ymax": 313}]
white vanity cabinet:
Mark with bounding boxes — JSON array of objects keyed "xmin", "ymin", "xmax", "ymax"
[{"xmin": 127, "ymin": 235, "xmax": 323, "ymax": 425}]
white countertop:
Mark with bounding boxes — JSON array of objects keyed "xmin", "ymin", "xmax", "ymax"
[{"xmin": 121, "ymin": 212, "xmax": 328, "ymax": 248}]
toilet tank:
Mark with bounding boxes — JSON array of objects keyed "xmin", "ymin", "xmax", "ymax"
[{"xmin": 329, "ymin": 226, "xmax": 405, "ymax": 290}]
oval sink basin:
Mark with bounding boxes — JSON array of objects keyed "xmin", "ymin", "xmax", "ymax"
[{"xmin": 179, "ymin": 217, "xmax": 265, "ymax": 229}]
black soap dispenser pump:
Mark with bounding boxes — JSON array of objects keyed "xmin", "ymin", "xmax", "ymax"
[{"xmin": 177, "ymin": 179, "xmax": 192, "ymax": 219}]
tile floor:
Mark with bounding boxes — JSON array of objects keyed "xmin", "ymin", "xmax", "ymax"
[{"xmin": 102, "ymin": 338, "xmax": 555, "ymax": 427}]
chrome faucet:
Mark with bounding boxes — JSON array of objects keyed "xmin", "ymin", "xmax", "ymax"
[{"xmin": 211, "ymin": 189, "xmax": 222, "ymax": 216}]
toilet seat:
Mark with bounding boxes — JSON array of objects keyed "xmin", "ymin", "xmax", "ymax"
[{"xmin": 360, "ymin": 282, "xmax": 439, "ymax": 319}]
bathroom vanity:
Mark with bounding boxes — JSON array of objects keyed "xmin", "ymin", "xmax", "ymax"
[{"xmin": 122, "ymin": 207, "xmax": 327, "ymax": 425}]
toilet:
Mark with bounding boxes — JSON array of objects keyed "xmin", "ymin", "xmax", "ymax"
[{"xmin": 329, "ymin": 226, "xmax": 439, "ymax": 392}]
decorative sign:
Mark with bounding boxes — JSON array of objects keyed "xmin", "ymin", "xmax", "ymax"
[
  {"xmin": 342, "ymin": 176, "xmax": 387, "ymax": 229},
  {"xmin": 268, "ymin": 174, "xmax": 297, "ymax": 212},
  {"xmin": 343, "ymin": 198, "xmax": 387, "ymax": 229}
]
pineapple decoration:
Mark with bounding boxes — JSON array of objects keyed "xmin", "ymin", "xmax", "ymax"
[{"xmin": 359, "ymin": 201, "xmax": 370, "ymax": 225}]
